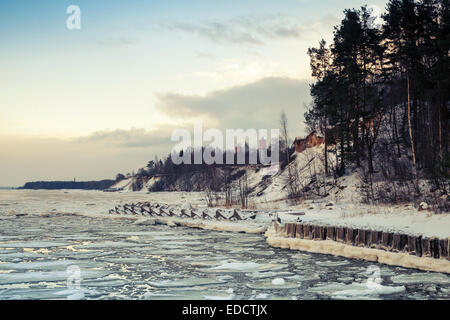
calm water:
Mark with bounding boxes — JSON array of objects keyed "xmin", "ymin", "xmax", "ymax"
[{"xmin": 0, "ymin": 190, "xmax": 449, "ymax": 300}]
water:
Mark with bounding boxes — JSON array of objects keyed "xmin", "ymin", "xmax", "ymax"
[{"xmin": 0, "ymin": 190, "xmax": 449, "ymax": 300}]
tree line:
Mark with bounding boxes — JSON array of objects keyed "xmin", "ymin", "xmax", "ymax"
[{"xmin": 304, "ymin": 0, "xmax": 449, "ymax": 197}]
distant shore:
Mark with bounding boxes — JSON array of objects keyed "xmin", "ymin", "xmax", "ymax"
[{"xmin": 18, "ymin": 180, "xmax": 116, "ymax": 190}]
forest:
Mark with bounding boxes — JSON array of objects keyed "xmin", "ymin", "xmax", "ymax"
[{"xmin": 304, "ymin": 0, "xmax": 449, "ymax": 201}]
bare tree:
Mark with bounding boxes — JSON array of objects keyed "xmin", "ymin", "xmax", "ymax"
[
  {"xmin": 280, "ymin": 111, "xmax": 296, "ymax": 199},
  {"xmin": 238, "ymin": 171, "xmax": 249, "ymax": 209},
  {"xmin": 406, "ymin": 71, "xmax": 419, "ymax": 194}
]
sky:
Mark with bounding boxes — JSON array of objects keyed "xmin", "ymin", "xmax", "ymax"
[{"xmin": 0, "ymin": 0, "xmax": 387, "ymax": 186}]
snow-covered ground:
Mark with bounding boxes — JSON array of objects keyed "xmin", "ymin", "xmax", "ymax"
[
  {"xmin": 1, "ymin": 187, "xmax": 448, "ymax": 239},
  {"xmin": 109, "ymin": 178, "xmax": 134, "ymax": 191},
  {"xmin": 276, "ymin": 202, "xmax": 450, "ymax": 239},
  {"xmin": 95, "ymin": 143, "xmax": 449, "ymax": 242}
]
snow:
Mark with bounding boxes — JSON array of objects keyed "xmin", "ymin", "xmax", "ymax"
[
  {"xmin": 1, "ymin": 187, "xmax": 448, "ymax": 239},
  {"xmin": 246, "ymin": 278, "xmax": 300, "ymax": 290},
  {"xmin": 271, "ymin": 278, "xmax": 285, "ymax": 285},
  {"xmin": 110, "ymin": 178, "xmax": 133, "ymax": 190},
  {"xmin": 307, "ymin": 282, "xmax": 405, "ymax": 299},
  {"xmin": 207, "ymin": 261, "xmax": 288, "ymax": 273},
  {"xmin": 390, "ymin": 273, "xmax": 450, "ymax": 285},
  {"xmin": 148, "ymin": 278, "xmax": 227, "ymax": 288},
  {"xmin": 276, "ymin": 202, "xmax": 450, "ymax": 238},
  {"xmin": 265, "ymin": 226, "xmax": 450, "ymax": 274}
]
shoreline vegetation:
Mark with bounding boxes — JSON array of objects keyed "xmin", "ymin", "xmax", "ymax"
[{"xmin": 19, "ymin": 180, "xmax": 116, "ymax": 190}]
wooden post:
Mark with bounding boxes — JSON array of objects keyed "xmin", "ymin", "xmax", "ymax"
[
  {"xmin": 295, "ymin": 224, "xmax": 304, "ymax": 239},
  {"xmin": 326, "ymin": 226, "xmax": 336, "ymax": 241},
  {"xmin": 336, "ymin": 227, "xmax": 346, "ymax": 243},
  {"xmin": 369, "ymin": 231, "xmax": 382, "ymax": 249},
  {"xmin": 422, "ymin": 238, "xmax": 431, "ymax": 257},
  {"xmin": 357, "ymin": 229, "xmax": 367, "ymax": 247},
  {"xmin": 430, "ymin": 238, "xmax": 440, "ymax": 259},
  {"xmin": 440, "ymin": 238, "xmax": 450, "ymax": 260},
  {"xmin": 303, "ymin": 225, "xmax": 312, "ymax": 239},
  {"xmin": 346, "ymin": 228, "xmax": 356, "ymax": 245}
]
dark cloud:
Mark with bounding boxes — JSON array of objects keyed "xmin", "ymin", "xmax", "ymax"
[{"xmin": 156, "ymin": 77, "xmax": 312, "ymax": 134}]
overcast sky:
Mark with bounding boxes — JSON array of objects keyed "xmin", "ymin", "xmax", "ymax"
[{"xmin": 0, "ymin": 0, "xmax": 387, "ymax": 186}]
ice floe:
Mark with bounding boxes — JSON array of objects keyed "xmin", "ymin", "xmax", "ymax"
[
  {"xmin": 390, "ymin": 273, "xmax": 450, "ymax": 284},
  {"xmin": 307, "ymin": 282, "xmax": 405, "ymax": 299}
]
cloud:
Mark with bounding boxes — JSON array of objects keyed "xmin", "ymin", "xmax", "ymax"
[
  {"xmin": 97, "ymin": 36, "xmax": 137, "ymax": 47},
  {"xmin": 167, "ymin": 21, "xmax": 262, "ymax": 45},
  {"xmin": 164, "ymin": 14, "xmax": 337, "ymax": 45},
  {"xmin": 0, "ymin": 78, "xmax": 312, "ymax": 186},
  {"xmin": 75, "ymin": 126, "xmax": 176, "ymax": 148},
  {"xmin": 156, "ymin": 77, "xmax": 312, "ymax": 134}
]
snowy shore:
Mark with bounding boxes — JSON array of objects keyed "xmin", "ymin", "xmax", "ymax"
[{"xmin": 265, "ymin": 223, "xmax": 450, "ymax": 274}]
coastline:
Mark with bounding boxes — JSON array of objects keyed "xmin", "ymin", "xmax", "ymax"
[
  {"xmin": 265, "ymin": 223, "xmax": 450, "ymax": 274},
  {"xmin": 133, "ymin": 216, "xmax": 268, "ymax": 234}
]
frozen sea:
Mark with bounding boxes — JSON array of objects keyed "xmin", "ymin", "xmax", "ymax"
[{"xmin": 0, "ymin": 190, "xmax": 449, "ymax": 300}]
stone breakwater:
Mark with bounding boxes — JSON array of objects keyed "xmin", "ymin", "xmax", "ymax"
[
  {"xmin": 108, "ymin": 202, "xmax": 266, "ymax": 234},
  {"xmin": 266, "ymin": 222, "xmax": 450, "ymax": 274},
  {"xmin": 108, "ymin": 202, "xmax": 256, "ymax": 221}
]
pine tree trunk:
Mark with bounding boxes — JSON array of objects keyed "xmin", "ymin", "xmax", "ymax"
[
  {"xmin": 324, "ymin": 117, "xmax": 328, "ymax": 174},
  {"xmin": 438, "ymin": 98, "xmax": 443, "ymax": 172},
  {"xmin": 391, "ymin": 84, "xmax": 401, "ymax": 157}
]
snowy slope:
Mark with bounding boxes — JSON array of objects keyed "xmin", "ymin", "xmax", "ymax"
[{"xmin": 110, "ymin": 178, "xmax": 133, "ymax": 191}]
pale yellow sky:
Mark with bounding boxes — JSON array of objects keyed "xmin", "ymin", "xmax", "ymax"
[{"xmin": 0, "ymin": 0, "xmax": 386, "ymax": 186}]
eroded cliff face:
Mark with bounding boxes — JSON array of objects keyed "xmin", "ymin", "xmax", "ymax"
[{"xmin": 294, "ymin": 132, "xmax": 325, "ymax": 153}]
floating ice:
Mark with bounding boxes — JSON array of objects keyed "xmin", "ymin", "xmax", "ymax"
[
  {"xmin": 316, "ymin": 260, "xmax": 351, "ymax": 267},
  {"xmin": 0, "ymin": 260, "xmax": 84, "ymax": 271},
  {"xmin": 149, "ymin": 278, "xmax": 227, "ymax": 288},
  {"xmin": 271, "ymin": 278, "xmax": 285, "ymax": 285},
  {"xmin": 0, "ymin": 251, "xmax": 44, "ymax": 261},
  {"xmin": 83, "ymin": 279, "xmax": 127, "ymax": 287},
  {"xmin": 54, "ymin": 251, "xmax": 116, "ymax": 260},
  {"xmin": 246, "ymin": 279, "xmax": 300, "ymax": 290},
  {"xmin": 307, "ymin": 282, "xmax": 405, "ymax": 299},
  {"xmin": 208, "ymin": 262, "xmax": 287, "ymax": 273},
  {"xmin": 0, "ymin": 287, "xmax": 98, "ymax": 300},
  {"xmin": 245, "ymin": 271, "xmax": 294, "ymax": 279},
  {"xmin": 390, "ymin": 273, "xmax": 450, "ymax": 285},
  {"xmin": 100, "ymin": 258, "xmax": 152, "ymax": 264},
  {"xmin": 204, "ymin": 292, "xmax": 235, "ymax": 300},
  {"xmin": 53, "ymin": 288, "xmax": 101, "ymax": 300},
  {"xmin": 0, "ymin": 241, "xmax": 68, "ymax": 248},
  {"xmin": 0, "ymin": 270, "xmax": 112, "ymax": 285},
  {"xmin": 74, "ymin": 241, "xmax": 147, "ymax": 249}
]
